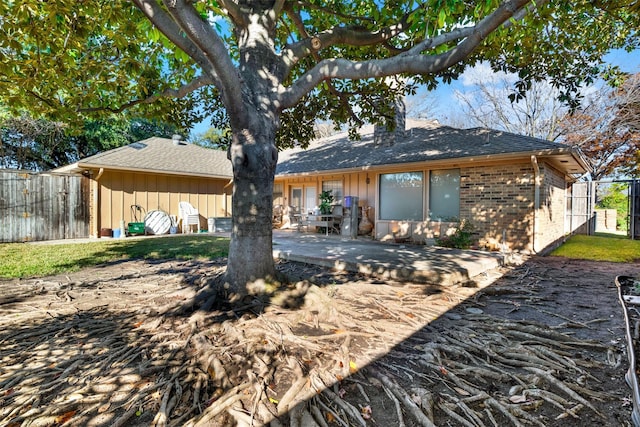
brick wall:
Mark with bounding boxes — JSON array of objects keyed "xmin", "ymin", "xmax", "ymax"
[
  {"xmin": 460, "ymin": 161, "xmax": 568, "ymax": 253},
  {"xmin": 535, "ymin": 164, "xmax": 567, "ymax": 251},
  {"xmin": 460, "ymin": 163, "xmax": 535, "ymax": 251}
]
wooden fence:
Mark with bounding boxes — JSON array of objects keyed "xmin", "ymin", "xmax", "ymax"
[
  {"xmin": 0, "ymin": 170, "xmax": 90, "ymax": 243},
  {"xmin": 565, "ymin": 181, "xmax": 595, "ymax": 235},
  {"xmin": 633, "ymin": 180, "xmax": 640, "ymax": 240}
]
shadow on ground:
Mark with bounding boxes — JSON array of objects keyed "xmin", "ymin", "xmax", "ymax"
[{"xmin": 0, "ymin": 255, "xmax": 637, "ymax": 426}]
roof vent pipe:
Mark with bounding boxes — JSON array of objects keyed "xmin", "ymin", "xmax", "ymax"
[{"xmin": 172, "ymin": 134, "xmax": 182, "ymax": 145}]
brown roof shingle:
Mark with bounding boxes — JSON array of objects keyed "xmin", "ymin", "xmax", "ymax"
[
  {"xmin": 276, "ymin": 119, "xmax": 589, "ymax": 176},
  {"xmin": 55, "ymin": 137, "xmax": 233, "ymax": 178}
]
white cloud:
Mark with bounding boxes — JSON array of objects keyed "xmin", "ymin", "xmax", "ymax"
[{"xmin": 460, "ymin": 62, "xmax": 516, "ymax": 87}]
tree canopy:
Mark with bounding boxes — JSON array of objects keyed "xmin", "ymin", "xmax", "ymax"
[
  {"xmin": 0, "ymin": 114, "xmax": 183, "ymax": 170},
  {"xmin": 448, "ymin": 65, "xmax": 566, "ymax": 141},
  {"xmin": 558, "ymin": 73, "xmax": 640, "ymax": 180},
  {"xmin": 2, "ymin": 0, "xmax": 639, "ymax": 292},
  {"xmin": 1, "ymin": 1, "xmax": 637, "ymax": 143}
]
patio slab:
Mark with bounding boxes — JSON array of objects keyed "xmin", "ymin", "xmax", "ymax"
[{"xmin": 272, "ymin": 230, "xmax": 509, "ymax": 285}]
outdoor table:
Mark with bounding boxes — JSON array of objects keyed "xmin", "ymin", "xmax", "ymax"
[{"xmin": 293, "ymin": 214, "xmax": 337, "ymax": 235}]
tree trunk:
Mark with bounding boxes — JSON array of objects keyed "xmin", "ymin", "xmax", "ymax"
[{"xmin": 224, "ymin": 112, "xmax": 279, "ymax": 297}]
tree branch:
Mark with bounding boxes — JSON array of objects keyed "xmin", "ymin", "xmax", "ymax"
[
  {"xmin": 160, "ymin": 0, "xmax": 244, "ymax": 115},
  {"xmin": 284, "ymin": 6, "xmax": 363, "ymax": 126},
  {"xmin": 79, "ymin": 75, "xmax": 213, "ymax": 114},
  {"xmin": 132, "ymin": 0, "xmax": 221, "ymax": 87},
  {"xmin": 218, "ymin": 0, "xmax": 245, "ymax": 26},
  {"xmin": 278, "ymin": 0, "xmax": 542, "ymax": 110},
  {"xmin": 282, "ymin": 16, "xmax": 410, "ymax": 73}
]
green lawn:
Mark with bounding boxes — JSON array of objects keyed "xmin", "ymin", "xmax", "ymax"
[
  {"xmin": 0, "ymin": 235, "xmax": 230, "ymax": 279},
  {"xmin": 550, "ymin": 233, "xmax": 640, "ymax": 263}
]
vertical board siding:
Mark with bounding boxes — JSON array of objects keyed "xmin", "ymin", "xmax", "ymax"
[
  {"xmin": 97, "ymin": 171, "xmax": 231, "ymax": 231},
  {"xmin": 0, "ymin": 170, "xmax": 90, "ymax": 242}
]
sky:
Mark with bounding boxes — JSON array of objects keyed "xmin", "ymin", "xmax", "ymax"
[
  {"xmin": 189, "ymin": 48, "xmax": 640, "ymax": 137},
  {"xmin": 409, "ymin": 48, "xmax": 640, "ymax": 125}
]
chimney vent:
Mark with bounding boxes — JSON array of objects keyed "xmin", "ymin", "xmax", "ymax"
[
  {"xmin": 373, "ymin": 99, "xmax": 406, "ymax": 147},
  {"xmin": 172, "ymin": 134, "xmax": 182, "ymax": 145}
]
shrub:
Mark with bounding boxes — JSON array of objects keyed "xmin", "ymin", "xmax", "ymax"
[
  {"xmin": 319, "ymin": 190, "xmax": 334, "ymax": 214},
  {"xmin": 435, "ymin": 220, "xmax": 475, "ymax": 249}
]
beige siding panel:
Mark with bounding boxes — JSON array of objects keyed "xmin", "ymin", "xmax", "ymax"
[
  {"xmin": 122, "ymin": 173, "xmax": 134, "ymax": 223},
  {"xmin": 198, "ymin": 179, "xmax": 208, "ymax": 218},
  {"xmin": 168, "ymin": 177, "xmax": 180, "ymax": 219},
  {"xmin": 147, "ymin": 175, "xmax": 159, "ymax": 211},
  {"xmin": 157, "ymin": 175, "xmax": 170, "ymax": 213},
  {"xmin": 96, "ymin": 171, "xmax": 231, "ymax": 231}
]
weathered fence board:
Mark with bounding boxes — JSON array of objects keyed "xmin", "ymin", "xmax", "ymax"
[
  {"xmin": 0, "ymin": 170, "xmax": 89, "ymax": 242},
  {"xmin": 565, "ymin": 181, "xmax": 594, "ymax": 235},
  {"xmin": 633, "ymin": 180, "xmax": 640, "ymax": 240}
]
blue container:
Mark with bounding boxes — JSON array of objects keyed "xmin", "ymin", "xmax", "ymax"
[
  {"xmin": 112, "ymin": 229, "xmax": 121, "ymax": 238},
  {"xmin": 344, "ymin": 196, "xmax": 353, "ymax": 208}
]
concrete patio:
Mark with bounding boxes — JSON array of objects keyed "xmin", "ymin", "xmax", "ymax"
[{"xmin": 272, "ymin": 229, "xmax": 511, "ymax": 285}]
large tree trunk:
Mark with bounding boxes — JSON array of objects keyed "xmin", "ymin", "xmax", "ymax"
[{"xmin": 224, "ymin": 111, "xmax": 279, "ymax": 297}]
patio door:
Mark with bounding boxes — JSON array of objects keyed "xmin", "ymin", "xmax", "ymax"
[
  {"xmin": 305, "ymin": 186, "xmax": 317, "ymax": 214},
  {"xmin": 291, "ymin": 187, "xmax": 302, "ymax": 213}
]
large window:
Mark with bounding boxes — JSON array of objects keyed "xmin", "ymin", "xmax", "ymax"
[
  {"xmin": 379, "ymin": 172, "xmax": 424, "ymax": 220},
  {"xmin": 429, "ymin": 169, "xmax": 460, "ymax": 220},
  {"xmin": 322, "ymin": 180, "xmax": 343, "ymax": 204}
]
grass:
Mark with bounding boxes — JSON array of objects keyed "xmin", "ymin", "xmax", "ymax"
[
  {"xmin": 551, "ymin": 233, "xmax": 640, "ymax": 263},
  {"xmin": 0, "ymin": 235, "xmax": 230, "ymax": 279}
]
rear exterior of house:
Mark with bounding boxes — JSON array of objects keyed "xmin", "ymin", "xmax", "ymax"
[
  {"xmin": 275, "ymin": 119, "xmax": 589, "ymax": 253},
  {"xmin": 54, "ymin": 137, "xmax": 233, "ymax": 238}
]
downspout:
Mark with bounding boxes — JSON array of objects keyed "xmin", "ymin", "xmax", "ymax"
[
  {"xmin": 93, "ymin": 168, "xmax": 104, "ymax": 238},
  {"xmin": 531, "ymin": 156, "xmax": 540, "ymax": 253}
]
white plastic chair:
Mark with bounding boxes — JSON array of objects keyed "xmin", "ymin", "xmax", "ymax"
[{"xmin": 179, "ymin": 201, "xmax": 200, "ymax": 233}]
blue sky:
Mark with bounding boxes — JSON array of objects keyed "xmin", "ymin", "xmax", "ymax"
[
  {"xmin": 412, "ymin": 48, "xmax": 640, "ymax": 124},
  {"xmin": 190, "ymin": 48, "xmax": 640, "ymax": 137}
]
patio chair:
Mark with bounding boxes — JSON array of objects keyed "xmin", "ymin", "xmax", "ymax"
[{"xmin": 179, "ymin": 201, "xmax": 200, "ymax": 233}]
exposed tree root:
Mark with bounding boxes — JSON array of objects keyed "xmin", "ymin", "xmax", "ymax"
[{"xmin": 0, "ymin": 258, "xmax": 627, "ymax": 426}]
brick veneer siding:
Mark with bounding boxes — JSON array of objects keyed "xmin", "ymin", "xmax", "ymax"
[
  {"xmin": 460, "ymin": 161, "xmax": 568, "ymax": 253},
  {"xmin": 460, "ymin": 163, "xmax": 535, "ymax": 251},
  {"xmin": 535, "ymin": 164, "xmax": 567, "ymax": 252}
]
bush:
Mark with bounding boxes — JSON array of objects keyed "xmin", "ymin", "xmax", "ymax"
[
  {"xmin": 319, "ymin": 190, "xmax": 334, "ymax": 214},
  {"xmin": 435, "ymin": 220, "xmax": 475, "ymax": 249}
]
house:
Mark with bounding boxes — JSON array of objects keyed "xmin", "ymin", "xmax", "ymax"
[
  {"xmin": 275, "ymin": 117, "xmax": 590, "ymax": 253},
  {"xmin": 54, "ymin": 136, "xmax": 233, "ymax": 238}
]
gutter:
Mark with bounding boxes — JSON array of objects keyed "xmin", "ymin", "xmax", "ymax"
[
  {"xmin": 65, "ymin": 162, "xmax": 233, "ymax": 180},
  {"xmin": 531, "ymin": 155, "xmax": 540, "ymax": 253}
]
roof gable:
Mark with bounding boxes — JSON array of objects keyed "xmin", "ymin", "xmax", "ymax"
[
  {"xmin": 55, "ymin": 137, "xmax": 233, "ymax": 178},
  {"xmin": 277, "ymin": 119, "xmax": 588, "ymax": 176}
]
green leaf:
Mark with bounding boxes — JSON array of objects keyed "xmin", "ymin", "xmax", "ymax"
[{"xmin": 437, "ymin": 9, "xmax": 446, "ymax": 28}]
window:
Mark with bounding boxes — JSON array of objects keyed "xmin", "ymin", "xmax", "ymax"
[
  {"xmin": 291, "ymin": 188, "xmax": 302, "ymax": 212},
  {"xmin": 273, "ymin": 183, "xmax": 283, "ymax": 205},
  {"xmin": 322, "ymin": 180, "xmax": 343, "ymax": 204},
  {"xmin": 429, "ymin": 169, "xmax": 460, "ymax": 220},
  {"xmin": 379, "ymin": 172, "xmax": 424, "ymax": 220}
]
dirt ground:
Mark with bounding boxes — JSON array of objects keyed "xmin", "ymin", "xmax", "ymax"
[{"xmin": 1, "ymin": 254, "xmax": 640, "ymax": 426}]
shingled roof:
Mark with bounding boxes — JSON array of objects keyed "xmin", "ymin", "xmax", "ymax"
[
  {"xmin": 276, "ymin": 119, "xmax": 589, "ymax": 176},
  {"xmin": 54, "ymin": 137, "xmax": 232, "ymax": 179}
]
